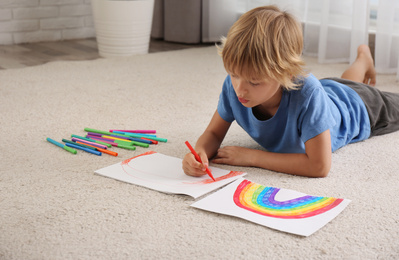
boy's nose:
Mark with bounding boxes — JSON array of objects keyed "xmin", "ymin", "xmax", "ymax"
[{"xmin": 235, "ymin": 81, "xmax": 248, "ymax": 96}]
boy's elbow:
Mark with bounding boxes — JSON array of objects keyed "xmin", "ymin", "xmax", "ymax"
[
  {"xmin": 314, "ymin": 168, "xmax": 330, "ymax": 178},
  {"xmin": 309, "ymin": 162, "xmax": 331, "ymax": 178}
]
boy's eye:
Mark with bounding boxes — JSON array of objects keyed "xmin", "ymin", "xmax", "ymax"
[{"xmin": 249, "ymin": 82, "xmax": 260, "ymax": 86}]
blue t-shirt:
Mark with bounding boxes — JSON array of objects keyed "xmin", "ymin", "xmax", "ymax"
[{"xmin": 217, "ymin": 74, "xmax": 370, "ymax": 153}]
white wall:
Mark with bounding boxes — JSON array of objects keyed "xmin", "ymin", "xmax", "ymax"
[{"xmin": 0, "ymin": 0, "xmax": 95, "ymax": 45}]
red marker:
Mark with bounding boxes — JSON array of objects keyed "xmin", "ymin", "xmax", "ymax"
[{"xmin": 185, "ymin": 141, "xmax": 215, "ymax": 181}]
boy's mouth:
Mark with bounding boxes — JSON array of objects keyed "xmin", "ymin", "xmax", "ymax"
[{"xmin": 238, "ymin": 97, "xmax": 249, "ymax": 104}]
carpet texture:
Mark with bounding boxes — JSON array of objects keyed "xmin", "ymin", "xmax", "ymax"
[{"xmin": 0, "ymin": 46, "xmax": 398, "ymax": 259}]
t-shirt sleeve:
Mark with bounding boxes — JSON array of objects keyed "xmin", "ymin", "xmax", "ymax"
[
  {"xmin": 298, "ymin": 87, "xmax": 337, "ymax": 143},
  {"xmin": 217, "ymin": 76, "xmax": 235, "ymax": 123}
]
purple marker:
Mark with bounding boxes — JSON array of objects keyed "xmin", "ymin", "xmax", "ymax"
[{"xmin": 87, "ymin": 132, "xmax": 102, "ymax": 137}]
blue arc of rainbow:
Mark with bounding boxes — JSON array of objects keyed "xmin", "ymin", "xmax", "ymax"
[{"xmin": 233, "ymin": 180, "xmax": 343, "ymax": 219}]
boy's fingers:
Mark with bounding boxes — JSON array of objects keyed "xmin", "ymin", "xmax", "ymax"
[
  {"xmin": 188, "ymin": 154, "xmax": 202, "ymax": 168},
  {"xmin": 186, "ymin": 153, "xmax": 205, "ymax": 171},
  {"xmin": 199, "ymin": 153, "xmax": 209, "ymax": 169},
  {"xmin": 185, "ymin": 164, "xmax": 207, "ymax": 177},
  {"xmin": 183, "ymin": 152, "xmax": 210, "ymax": 177}
]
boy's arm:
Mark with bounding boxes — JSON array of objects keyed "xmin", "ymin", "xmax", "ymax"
[
  {"xmin": 212, "ymin": 130, "xmax": 332, "ymax": 178},
  {"xmin": 182, "ymin": 110, "xmax": 232, "ymax": 177}
]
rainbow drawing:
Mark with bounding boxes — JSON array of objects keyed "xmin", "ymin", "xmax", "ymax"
[{"xmin": 233, "ymin": 180, "xmax": 344, "ymax": 219}]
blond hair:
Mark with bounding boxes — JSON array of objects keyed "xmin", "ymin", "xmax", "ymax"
[{"xmin": 217, "ymin": 5, "xmax": 306, "ymax": 90}]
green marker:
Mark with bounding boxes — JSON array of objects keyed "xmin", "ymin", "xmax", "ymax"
[
  {"xmin": 130, "ymin": 140, "xmax": 150, "ymax": 148},
  {"xmin": 114, "ymin": 139, "xmax": 134, "ymax": 146},
  {"xmin": 46, "ymin": 137, "xmax": 77, "ymax": 154},
  {"xmin": 84, "ymin": 128, "xmax": 116, "ymax": 136},
  {"xmin": 117, "ymin": 143, "xmax": 136, "ymax": 150}
]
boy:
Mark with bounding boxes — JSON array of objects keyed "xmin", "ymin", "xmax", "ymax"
[{"xmin": 182, "ymin": 5, "xmax": 399, "ymax": 178}]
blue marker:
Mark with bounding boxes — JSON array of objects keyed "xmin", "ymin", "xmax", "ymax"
[
  {"xmin": 129, "ymin": 137, "xmax": 152, "ymax": 144},
  {"xmin": 47, "ymin": 137, "xmax": 77, "ymax": 154},
  {"xmin": 65, "ymin": 142, "xmax": 102, "ymax": 156}
]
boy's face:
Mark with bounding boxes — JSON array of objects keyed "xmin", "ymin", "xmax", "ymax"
[{"xmin": 230, "ymin": 73, "xmax": 282, "ymax": 111}]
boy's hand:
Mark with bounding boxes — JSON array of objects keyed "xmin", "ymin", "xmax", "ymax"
[
  {"xmin": 212, "ymin": 146, "xmax": 253, "ymax": 166},
  {"xmin": 182, "ymin": 152, "xmax": 209, "ymax": 177}
]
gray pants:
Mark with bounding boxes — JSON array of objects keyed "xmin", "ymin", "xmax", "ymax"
[{"xmin": 325, "ymin": 78, "xmax": 399, "ymax": 137}]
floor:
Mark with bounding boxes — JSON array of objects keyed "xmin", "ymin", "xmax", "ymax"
[{"xmin": 0, "ymin": 38, "xmax": 213, "ymax": 70}]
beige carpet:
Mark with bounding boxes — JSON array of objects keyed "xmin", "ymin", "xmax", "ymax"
[{"xmin": 0, "ymin": 46, "xmax": 398, "ymax": 259}]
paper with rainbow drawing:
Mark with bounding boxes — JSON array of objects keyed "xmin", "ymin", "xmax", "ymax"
[
  {"xmin": 191, "ymin": 178, "xmax": 351, "ymax": 236},
  {"xmin": 94, "ymin": 151, "xmax": 247, "ymax": 199},
  {"xmin": 95, "ymin": 151, "xmax": 350, "ymax": 236}
]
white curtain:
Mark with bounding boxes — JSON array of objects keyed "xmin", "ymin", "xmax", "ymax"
[
  {"xmin": 201, "ymin": 0, "xmax": 238, "ymax": 42},
  {"xmin": 202, "ymin": 0, "xmax": 399, "ymax": 80},
  {"xmin": 375, "ymin": 0, "xmax": 399, "ymax": 78}
]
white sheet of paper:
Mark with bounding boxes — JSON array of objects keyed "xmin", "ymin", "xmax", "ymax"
[
  {"xmin": 94, "ymin": 151, "xmax": 247, "ymax": 198},
  {"xmin": 191, "ymin": 178, "xmax": 351, "ymax": 236}
]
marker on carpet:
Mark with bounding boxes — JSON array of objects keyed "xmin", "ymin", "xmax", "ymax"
[
  {"xmin": 71, "ymin": 134, "xmax": 112, "ymax": 148},
  {"xmin": 76, "ymin": 141, "xmax": 118, "ymax": 157},
  {"xmin": 85, "ymin": 127, "xmax": 165, "ymax": 144},
  {"xmin": 71, "ymin": 137, "xmax": 107, "ymax": 149},
  {"xmin": 141, "ymin": 137, "xmax": 158, "ymax": 144},
  {"xmin": 185, "ymin": 141, "xmax": 215, "ymax": 181},
  {"xmin": 65, "ymin": 142, "xmax": 102, "ymax": 156},
  {"xmin": 110, "ymin": 129, "xmax": 156, "ymax": 134},
  {"xmin": 87, "ymin": 133, "xmax": 149, "ymax": 147},
  {"xmin": 109, "ymin": 134, "xmax": 152, "ymax": 145},
  {"xmin": 101, "ymin": 135, "xmax": 149, "ymax": 148},
  {"xmin": 46, "ymin": 137, "xmax": 77, "ymax": 154},
  {"xmin": 112, "ymin": 131, "xmax": 156, "ymax": 137},
  {"xmin": 84, "ymin": 128, "xmax": 116, "ymax": 136},
  {"xmin": 86, "ymin": 135, "xmax": 135, "ymax": 150},
  {"xmin": 115, "ymin": 143, "xmax": 136, "ymax": 150},
  {"xmin": 62, "ymin": 139, "xmax": 97, "ymax": 151},
  {"xmin": 113, "ymin": 131, "xmax": 167, "ymax": 143},
  {"xmin": 86, "ymin": 135, "xmax": 118, "ymax": 146}
]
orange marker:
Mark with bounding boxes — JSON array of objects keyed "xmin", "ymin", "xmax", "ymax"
[
  {"xmin": 76, "ymin": 141, "xmax": 118, "ymax": 157},
  {"xmin": 185, "ymin": 141, "xmax": 215, "ymax": 181},
  {"xmin": 141, "ymin": 137, "xmax": 158, "ymax": 144}
]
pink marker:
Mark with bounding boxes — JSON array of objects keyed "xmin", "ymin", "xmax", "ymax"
[{"xmin": 71, "ymin": 137, "xmax": 107, "ymax": 149}]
